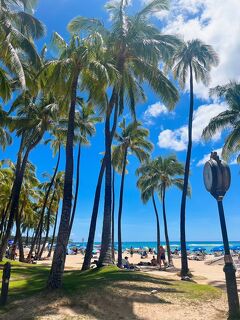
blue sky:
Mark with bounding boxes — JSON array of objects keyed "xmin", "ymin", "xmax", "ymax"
[{"xmin": 2, "ymin": 0, "xmax": 240, "ymax": 242}]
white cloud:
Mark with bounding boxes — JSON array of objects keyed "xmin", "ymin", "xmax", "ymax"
[
  {"xmin": 143, "ymin": 102, "xmax": 170, "ymax": 125},
  {"xmin": 158, "ymin": 102, "xmax": 227, "ymax": 151},
  {"xmin": 152, "ymin": 0, "xmax": 240, "ymax": 99},
  {"xmin": 197, "ymin": 148, "xmax": 238, "ymax": 166},
  {"xmin": 197, "ymin": 148, "xmax": 222, "ymax": 166}
]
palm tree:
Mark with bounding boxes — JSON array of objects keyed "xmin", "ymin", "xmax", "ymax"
[
  {"xmin": 46, "ymin": 27, "xmax": 115, "ymax": 289},
  {"xmin": 203, "ymin": 82, "xmax": 240, "ymax": 161},
  {"xmin": 0, "ymin": 0, "xmax": 45, "ymax": 89},
  {"xmin": 0, "ymin": 94, "xmax": 59, "ymax": 261},
  {"xmin": 137, "ymin": 156, "xmax": 189, "ymax": 265},
  {"xmin": 112, "ymin": 119, "xmax": 153, "ymax": 267},
  {"xmin": 75, "ymin": 0, "xmax": 180, "ymax": 268},
  {"xmin": 169, "ymin": 39, "xmax": 219, "ymax": 277}
]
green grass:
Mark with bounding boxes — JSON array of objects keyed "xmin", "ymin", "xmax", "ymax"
[{"xmin": 0, "ymin": 259, "xmax": 222, "ymax": 303}]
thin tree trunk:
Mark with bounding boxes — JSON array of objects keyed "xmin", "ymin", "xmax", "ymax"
[
  {"xmin": 68, "ymin": 142, "xmax": 81, "ymax": 236},
  {"xmin": 36, "ymin": 146, "xmax": 61, "ymax": 258},
  {"xmin": 152, "ymin": 193, "xmax": 160, "ymax": 262},
  {"xmin": 82, "ymin": 99, "xmax": 118, "ymax": 270},
  {"xmin": 180, "ymin": 63, "xmax": 194, "ymax": 278},
  {"xmin": 98, "ymin": 91, "xmax": 117, "ymax": 267},
  {"xmin": 47, "ymin": 203, "xmax": 59, "ymax": 258},
  {"xmin": 162, "ymin": 187, "xmax": 172, "ymax": 266},
  {"xmin": 47, "ymin": 72, "xmax": 78, "ymax": 289},
  {"xmin": 26, "ymin": 229, "xmax": 29, "ymax": 246},
  {"xmin": 16, "ymin": 204, "xmax": 24, "ymax": 262},
  {"xmin": 111, "ymin": 168, "xmax": 115, "ymax": 261},
  {"xmin": 0, "ymin": 134, "xmax": 40, "ymax": 261},
  {"xmin": 117, "ymin": 148, "xmax": 128, "ymax": 268},
  {"xmin": 39, "ymin": 189, "xmax": 56, "ymax": 258}
]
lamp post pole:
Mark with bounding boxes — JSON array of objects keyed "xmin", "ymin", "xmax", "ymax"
[
  {"xmin": 217, "ymin": 198, "xmax": 239, "ymax": 317},
  {"xmin": 203, "ymin": 152, "xmax": 239, "ymax": 318}
]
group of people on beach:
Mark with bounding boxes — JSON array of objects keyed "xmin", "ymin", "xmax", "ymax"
[{"xmin": 125, "ymin": 245, "xmax": 167, "ymax": 270}]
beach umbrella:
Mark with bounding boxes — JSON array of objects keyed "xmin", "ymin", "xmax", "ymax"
[
  {"xmin": 177, "ymin": 246, "xmax": 190, "ymax": 251},
  {"xmin": 192, "ymin": 247, "xmax": 206, "ymax": 252},
  {"xmin": 8, "ymin": 240, "xmax": 14, "ymax": 245},
  {"xmin": 231, "ymin": 245, "xmax": 240, "ymax": 251},
  {"xmin": 211, "ymin": 246, "xmax": 224, "ymax": 252}
]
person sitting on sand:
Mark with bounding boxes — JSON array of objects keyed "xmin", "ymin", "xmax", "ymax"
[
  {"xmin": 151, "ymin": 256, "xmax": 157, "ymax": 266},
  {"xmin": 123, "ymin": 256, "xmax": 130, "ymax": 269},
  {"xmin": 174, "ymin": 248, "xmax": 179, "ymax": 255},
  {"xmin": 141, "ymin": 250, "xmax": 148, "ymax": 259}
]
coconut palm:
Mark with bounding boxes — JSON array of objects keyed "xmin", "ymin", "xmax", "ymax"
[
  {"xmin": 137, "ymin": 155, "xmax": 189, "ymax": 265},
  {"xmin": 46, "ymin": 28, "xmax": 115, "ymax": 289},
  {"xmin": 203, "ymin": 82, "xmax": 240, "ymax": 161},
  {"xmin": 112, "ymin": 119, "xmax": 153, "ymax": 267},
  {"xmin": 169, "ymin": 39, "xmax": 219, "ymax": 277},
  {"xmin": 0, "ymin": 0, "xmax": 45, "ymax": 89},
  {"xmin": 0, "ymin": 94, "xmax": 60, "ymax": 261},
  {"xmin": 75, "ymin": 0, "xmax": 180, "ymax": 268}
]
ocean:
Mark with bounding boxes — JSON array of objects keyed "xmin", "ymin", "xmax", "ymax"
[{"xmin": 69, "ymin": 241, "xmax": 240, "ymax": 253}]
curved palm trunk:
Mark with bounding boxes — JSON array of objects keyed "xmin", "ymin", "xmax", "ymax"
[
  {"xmin": 82, "ymin": 99, "xmax": 118, "ymax": 271},
  {"xmin": 47, "ymin": 203, "xmax": 59, "ymax": 258},
  {"xmin": 111, "ymin": 168, "xmax": 115, "ymax": 261},
  {"xmin": 117, "ymin": 148, "xmax": 128, "ymax": 268},
  {"xmin": 162, "ymin": 187, "xmax": 172, "ymax": 266},
  {"xmin": 39, "ymin": 189, "xmax": 56, "ymax": 258},
  {"xmin": 152, "ymin": 193, "xmax": 160, "ymax": 261},
  {"xmin": 68, "ymin": 142, "xmax": 81, "ymax": 236},
  {"xmin": 25, "ymin": 229, "xmax": 29, "ymax": 246},
  {"xmin": 0, "ymin": 194, "xmax": 12, "ymax": 239},
  {"xmin": 0, "ymin": 135, "xmax": 41, "ymax": 261},
  {"xmin": 47, "ymin": 73, "xmax": 78, "ymax": 289},
  {"xmin": 36, "ymin": 146, "xmax": 61, "ymax": 258},
  {"xmin": 180, "ymin": 63, "xmax": 194, "ymax": 278}
]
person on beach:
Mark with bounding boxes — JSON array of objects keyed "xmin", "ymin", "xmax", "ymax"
[
  {"xmin": 130, "ymin": 246, "xmax": 134, "ymax": 257},
  {"xmin": 159, "ymin": 246, "xmax": 166, "ymax": 270},
  {"xmin": 123, "ymin": 256, "xmax": 130, "ymax": 269},
  {"xmin": 151, "ymin": 256, "xmax": 157, "ymax": 266}
]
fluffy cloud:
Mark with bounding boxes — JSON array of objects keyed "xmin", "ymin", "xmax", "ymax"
[
  {"xmin": 143, "ymin": 102, "xmax": 170, "ymax": 125},
  {"xmin": 149, "ymin": 0, "xmax": 240, "ymax": 99},
  {"xmin": 158, "ymin": 102, "xmax": 227, "ymax": 151},
  {"xmin": 196, "ymin": 148, "xmax": 223, "ymax": 166}
]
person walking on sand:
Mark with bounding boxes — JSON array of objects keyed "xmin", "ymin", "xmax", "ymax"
[{"xmin": 159, "ymin": 246, "xmax": 166, "ymax": 270}]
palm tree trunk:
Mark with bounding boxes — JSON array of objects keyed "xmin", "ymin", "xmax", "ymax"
[
  {"xmin": 162, "ymin": 187, "xmax": 172, "ymax": 266},
  {"xmin": 16, "ymin": 204, "xmax": 24, "ymax": 262},
  {"xmin": 180, "ymin": 63, "xmax": 194, "ymax": 278},
  {"xmin": 152, "ymin": 193, "xmax": 160, "ymax": 262},
  {"xmin": 98, "ymin": 91, "xmax": 117, "ymax": 267},
  {"xmin": 117, "ymin": 148, "xmax": 128, "ymax": 268},
  {"xmin": 47, "ymin": 72, "xmax": 78, "ymax": 289},
  {"xmin": 39, "ymin": 189, "xmax": 56, "ymax": 258},
  {"xmin": 0, "ymin": 135, "xmax": 40, "ymax": 261},
  {"xmin": 82, "ymin": 99, "xmax": 118, "ymax": 271},
  {"xmin": 47, "ymin": 203, "xmax": 59, "ymax": 258},
  {"xmin": 68, "ymin": 142, "xmax": 81, "ymax": 236},
  {"xmin": 26, "ymin": 229, "xmax": 29, "ymax": 246},
  {"xmin": 36, "ymin": 146, "xmax": 61, "ymax": 258},
  {"xmin": 111, "ymin": 167, "xmax": 115, "ymax": 261}
]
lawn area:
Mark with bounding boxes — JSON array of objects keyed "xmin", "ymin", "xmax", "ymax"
[{"xmin": 0, "ymin": 259, "xmax": 226, "ymax": 320}]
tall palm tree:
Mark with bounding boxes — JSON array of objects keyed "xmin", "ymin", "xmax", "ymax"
[
  {"xmin": 46, "ymin": 27, "xmax": 115, "ymax": 289},
  {"xmin": 169, "ymin": 39, "xmax": 218, "ymax": 277},
  {"xmin": 203, "ymin": 82, "xmax": 240, "ymax": 161},
  {"xmin": 112, "ymin": 119, "xmax": 153, "ymax": 267},
  {"xmin": 76, "ymin": 0, "xmax": 180, "ymax": 267},
  {"xmin": 137, "ymin": 156, "xmax": 189, "ymax": 265}
]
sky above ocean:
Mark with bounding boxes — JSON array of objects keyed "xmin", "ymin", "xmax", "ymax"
[{"xmin": 1, "ymin": 0, "xmax": 240, "ymax": 242}]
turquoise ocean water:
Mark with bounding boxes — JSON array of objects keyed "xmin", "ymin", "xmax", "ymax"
[{"xmin": 70, "ymin": 241, "xmax": 240, "ymax": 253}]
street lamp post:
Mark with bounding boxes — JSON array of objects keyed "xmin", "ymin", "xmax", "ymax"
[{"xmin": 203, "ymin": 151, "xmax": 239, "ymax": 318}]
